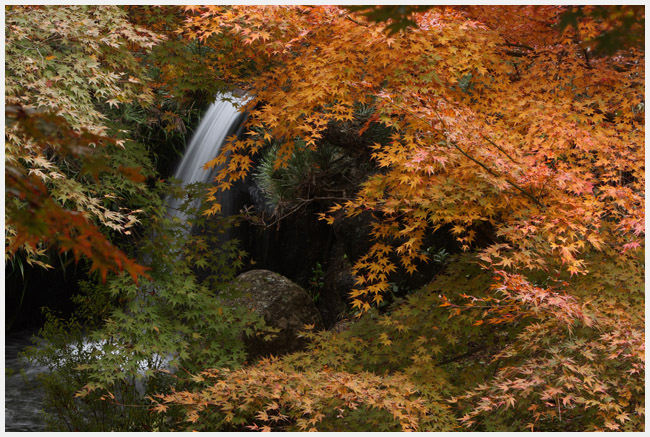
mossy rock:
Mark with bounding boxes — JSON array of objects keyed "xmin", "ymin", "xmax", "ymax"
[{"xmin": 225, "ymin": 270, "xmax": 324, "ymax": 358}]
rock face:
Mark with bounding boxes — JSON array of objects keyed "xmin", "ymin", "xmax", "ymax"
[{"xmin": 225, "ymin": 270, "xmax": 324, "ymax": 358}]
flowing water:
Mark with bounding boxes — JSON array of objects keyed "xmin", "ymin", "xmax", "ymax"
[
  {"xmin": 5, "ymin": 94, "xmax": 248, "ymax": 431},
  {"xmin": 5, "ymin": 330, "xmax": 47, "ymax": 431},
  {"xmin": 167, "ymin": 93, "xmax": 247, "ymax": 222}
]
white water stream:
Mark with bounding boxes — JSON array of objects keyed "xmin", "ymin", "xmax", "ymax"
[
  {"xmin": 5, "ymin": 330, "xmax": 48, "ymax": 431},
  {"xmin": 167, "ymin": 93, "xmax": 247, "ymax": 222}
]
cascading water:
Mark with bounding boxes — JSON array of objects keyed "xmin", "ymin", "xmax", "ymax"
[
  {"xmin": 167, "ymin": 93, "xmax": 247, "ymax": 222},
  {"xmin": 4, "ymin": 93, "xmax": 248, "ymax": 431}
]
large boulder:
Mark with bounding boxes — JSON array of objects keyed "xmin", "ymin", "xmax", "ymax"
[{"xmin": 225, "ymin": 270, "xmax": 324, "ymax": 358}]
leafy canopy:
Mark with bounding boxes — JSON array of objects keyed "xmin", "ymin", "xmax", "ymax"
[
  {"xmin": 170, "ymin": 5, "xmax": 644, "ymax": 431},
  {"xmin": 188, "ymin": 5, "xmax": 643, "ymax": 306}
]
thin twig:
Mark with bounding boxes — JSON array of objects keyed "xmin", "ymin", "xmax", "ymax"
[
  {"xmin": 437, "ymin": 345, "xmax": 486, "ymax": 365},
  {"xmin": 502, "ymin": 41, "xmax": 535, "ymax": 52},
  {"xmin": 295, "ymin": 196, "xmax": 349, "ymax": 202},
  {"xmin": 344, "ymin": 15, "xmax": 370, "ymax": 28},
  {"xmin": 480, "ymin": 134, "xmax": 519, "ymax": 164}
]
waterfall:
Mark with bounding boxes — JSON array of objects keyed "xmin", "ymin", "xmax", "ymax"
[{"xmin": 168, "ymin": 93, "xmax": 247, "ymax": 222}]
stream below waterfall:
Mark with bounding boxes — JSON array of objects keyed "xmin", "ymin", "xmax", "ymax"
[{"xmin": 5, "ymin": 330, "xmax": 47, "ymax": 431}]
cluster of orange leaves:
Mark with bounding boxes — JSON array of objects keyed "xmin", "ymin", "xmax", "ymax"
[
  {"xmin": 453, "ymin": 311, "xmax": 644, "ymax": 431},
  {"xmin": 174, "ymin": 5, "xmax": 644, "ymax": 430},
  {"xmin": 185, "ymin": 5, "xmax": 643, "ymax": 306},
  {"xmin": 151, "ymin": 360, "xmax": 440, "ymax": 431}
]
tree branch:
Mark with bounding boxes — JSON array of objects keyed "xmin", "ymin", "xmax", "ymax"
[
  {"xmin": 437, "ymin": 345, "xmax": 487, "ymax": 365},
  {"xmin": 481, "ymin": 135, "xmax": 519, "ymax": 164},
  {"xmin": 345, "ymin": 15, "xmax": 370, "ymax": 28},
  {"xmin": 502, "ymin": 41, "xmax": 535, "ymax": 52},
  {"xmin": 371, "ymin": 93, "xmax": 545, "ymax": 208}
]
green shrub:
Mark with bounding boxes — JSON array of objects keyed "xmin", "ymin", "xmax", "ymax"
[{"xmin": 24, "ymin": 182, "xmax": 270, "ymax": 431}]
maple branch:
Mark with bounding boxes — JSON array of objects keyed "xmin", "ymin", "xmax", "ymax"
[
  {"xmin": 344, "ymin": 15, "xmax": 370, "ymax": 28},
  {"xmin": 536, "ymin": 175, "xmax": 552, "ymax": 200},
  {"xmin": 437, "ymin": 344, "xmax": 487, "ymax": 366},
  {"xmin": 430, "ymin": 110, "xmax": 545, "ymax": 209},
  {"xmin": 501, "ymin": 41, "xmax": 536, "ymax": 57},
  {"xmin": 480, "ymin": 135, "xmax": 519, "ymax": 164},
  {"xmin": 17, "ymin": 40, "xmax": 46, "ymax": 64},
  {"xmin": 502, "ymin": 41, "xmax": 535, "ymax": 52},
  {"xmin": 581, "ymin": 46, "xmax": 593, "ymax": 69},
  {"xmin": 453, "ymin": 141, "xmax": 545, "ymax": 207},
  {"xmin": 243, "ymin": 195, "xmax": 349, "ymax": 230},
  {"xmin": 371, "ymin": 92, "xmax": 545, "ymax": 208},
  {"xmin": 102, "ymin": 398, "xmax": 151, "ymax": 409},
  {"xmin": 255, "ymin": 202, "xmax": 307, "ymax": 229},
  {"xmin": 458, "ymin": 142, "xmax": 544, "ymax": 207},
  {"xmin": 504, "ymin": 50, "xmax": 531, "ymax": 58},
  {"xmin": 296, "ymin": 196, "xmax": 349, "ymax": 202}
]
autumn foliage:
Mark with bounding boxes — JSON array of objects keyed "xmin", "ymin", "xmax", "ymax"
[
  {"xmin": 6, "ymin": 5, "xmax": 644, "ymax": 432},
  {"xmin": 5, "ymin": 5, "xmax": 159, "ymax": 280},
  {"xmin": 171, "ymin": 5, "xmax": 644, "ymax": 431},
  {"xmin": 188, "ymin": 5, "xmax": 643, "ymax": 300}
]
